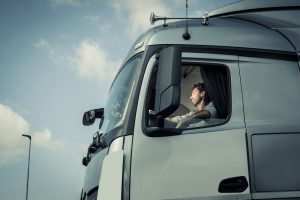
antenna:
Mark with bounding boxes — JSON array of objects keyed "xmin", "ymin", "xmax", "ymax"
[{"xmin": 182, "ymin": 0, "xmax": 191, "ymax": 40}]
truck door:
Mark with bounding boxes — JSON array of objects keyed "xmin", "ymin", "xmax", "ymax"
[
  {"xmin": 130, "ymin": 48, "xmax": 250, "ymax": 200},
  {"xmin": 239, "ymin": 56, "xmax": 300, "ymax": 200}
]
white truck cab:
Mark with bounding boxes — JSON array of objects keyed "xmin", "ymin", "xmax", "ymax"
[{"xmin": 80, "ymin": 1, "xmax": 300, "ymax": 199}]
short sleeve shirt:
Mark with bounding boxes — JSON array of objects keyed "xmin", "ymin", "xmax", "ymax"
[{"xmin": 205, "ymin": 102, "xmax": 218, "ymax": 118}]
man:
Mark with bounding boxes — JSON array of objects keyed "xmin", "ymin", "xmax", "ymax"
[{"xmin": 166, "ymin": 82, "xmax": 217, "ymax": 128}]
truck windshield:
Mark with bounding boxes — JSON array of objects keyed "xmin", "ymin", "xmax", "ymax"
[{"xmin": 100, "ymin": 54, "xmax": 142, "ymax": 134}]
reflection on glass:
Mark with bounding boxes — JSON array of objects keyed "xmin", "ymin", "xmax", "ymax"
[{"xmin": 101, "ymin": 54, "xmax": 142, "ymax": 134}]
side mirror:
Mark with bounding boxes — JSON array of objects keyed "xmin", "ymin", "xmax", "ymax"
[
  {"xmin": 82, "ymin": 108, "xmax": 104, "ymax": 126},
  {"xmin": 155, "ymin": 46, "xmax": 181, "ymax": 117}
]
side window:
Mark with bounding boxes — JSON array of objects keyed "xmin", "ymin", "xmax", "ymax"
[{"xmin": 146, "ymin": 63, "xmax": 230, "ymax": 129}]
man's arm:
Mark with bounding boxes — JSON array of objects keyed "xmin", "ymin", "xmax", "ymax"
[
  {"xmin": 191, "ymin": 110, "xmax": 211, "ymax": 119},
  {"xmin": 175, "ymin": 110, "xmax": 210, "ymax": 129}
]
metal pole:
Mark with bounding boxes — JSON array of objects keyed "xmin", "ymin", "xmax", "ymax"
[{"xmin": 22, "ymin": 134, "xmax": 31, "ymax": 200}]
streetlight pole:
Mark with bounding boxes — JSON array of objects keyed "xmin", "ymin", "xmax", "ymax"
[{"xmin": 22, "ymin": 134, "xmax": 31, "ymax": 200}]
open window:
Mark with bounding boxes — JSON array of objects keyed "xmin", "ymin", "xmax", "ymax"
[{"xmin": 146, "ymin": 62, "xmax": 230, "ymax": 130}]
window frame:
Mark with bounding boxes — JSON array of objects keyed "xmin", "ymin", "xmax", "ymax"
[
  {"xmin": 178, "ymin": 61, "xmax": 232, "ymax": 130},
  {"xmin": 142, "ymin": 52, "xmax": 236, "ymax": 136}
]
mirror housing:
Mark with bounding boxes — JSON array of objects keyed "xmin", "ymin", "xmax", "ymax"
[
  {"xmin": 82, "ymin": 108, "xmax": 104, "ymax": 126},
  {"xmin": 155, "ymin": 46, "xmax": 181, "ymax": 117}
]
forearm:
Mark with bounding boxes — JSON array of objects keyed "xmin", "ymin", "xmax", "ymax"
[{"xmin": 192, "ymin": 110, "xmax": 210, "ymax": 119}]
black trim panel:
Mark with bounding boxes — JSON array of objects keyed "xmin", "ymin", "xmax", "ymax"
[
  {"xmin": 122, "ymin": 135, "xmax": 133, "ymax": 200},
  {"xmin": 247, "ymin": 132, "xmax": 300, "ymax": 200},
  {"xmin": 182, "ymin": 45, "xmax": 297, "ymax": 62}
]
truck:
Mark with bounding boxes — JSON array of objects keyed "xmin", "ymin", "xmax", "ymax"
[{"xmin": 80, "ymin": 0, "xmax": 300, "ymax": 199}]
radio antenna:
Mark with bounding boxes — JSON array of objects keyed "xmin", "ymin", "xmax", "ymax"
[{"xmin": 182, "ymin": 0, "xmax": 191, "ymax": 40}]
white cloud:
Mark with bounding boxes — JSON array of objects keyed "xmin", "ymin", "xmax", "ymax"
[
  {"xmin": 34, "ymin": 38, "xmax": 120, "ymax": 82},
  {"xmin": 0, "ymin": 104, "xmax": 29, "ymax": 165},
  {"xmin": 0, "ymin": 104, "xmax": 65, "ymax": 165},
  {"xmin": 81, "ymin": 15, "xmax": 111, "ymax": 33},
  {"xmin": 98, "ymin": 23, "xmax": 111, "ymax": 34},
  {"xmin": 34, "ymin": 39, "xmax": 55, "ymax": 60},
  {"xmin": 69, "ymin": 40, "xmax": 121, "ymax": 81},
  {"xmin": 60, "ymin": 34, "xmax": 77, "ymax": 41},
  {"xmin": 109, "ymin": 0, "xmax": 171, "ymax": 38},
  {"xmin": 32, "ymin": 129, "xmax": 65, "ymax": 151},
  {"xmin": 48, "ymin": 0, "xmax": 90, "ymax": 7},
  {"xmin": 82, "ymin": 15, "xmax": 100, "ymax": 24}
]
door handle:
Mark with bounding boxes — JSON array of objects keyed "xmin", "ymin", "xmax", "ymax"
[{"xmin": 218, "ymin": 176, "xmax": 248, "ymax": 193}]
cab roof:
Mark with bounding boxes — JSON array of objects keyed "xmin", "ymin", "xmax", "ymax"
[
  {"xmin": 208, "ymin": 0, "xmax": 300, "ymax": 53},
  {"xmin": 125, "ymin": 0, "xmax": 300, "ymax": 61}
]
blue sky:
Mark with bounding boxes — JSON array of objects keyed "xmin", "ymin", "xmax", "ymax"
[{"xmin": 0, "ymin": 0, "xmax": 238, "ymax": 199}]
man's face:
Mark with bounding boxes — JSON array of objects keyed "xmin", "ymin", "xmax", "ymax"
[{"xmin": 190, "ymin": 88, "xmax": 202, "ymax": 106}]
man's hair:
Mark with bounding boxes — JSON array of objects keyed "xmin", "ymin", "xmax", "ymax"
[
  {"xmin": 192, "ymin": 82, "xmax": 211, "ymax": 104},
  {"xmin": 193, "ymin": 82, "xmax": 206, "ymax": 92}
]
